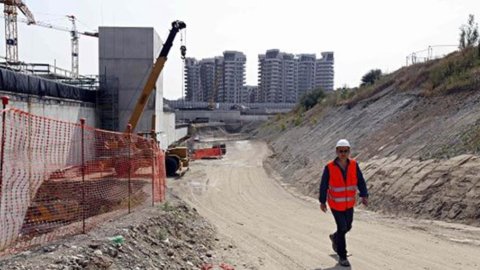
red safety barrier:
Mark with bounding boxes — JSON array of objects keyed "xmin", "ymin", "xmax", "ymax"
[
  {"xmin": 0, "ymin": 106, "xmax": 166, "ymax": 254},
  {"xmin": 192, "ymin": 147, "xmax": 223, "ymax": 160}
]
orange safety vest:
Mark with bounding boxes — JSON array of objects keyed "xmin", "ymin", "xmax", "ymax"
[{"xmin": 327, "ymin": 159, "xmax": 358, "ymax": 211}]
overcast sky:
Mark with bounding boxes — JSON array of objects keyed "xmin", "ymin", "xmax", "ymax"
[{"xmin": 1, "ymin": 0, "xmax": 479, "ymax": 99}]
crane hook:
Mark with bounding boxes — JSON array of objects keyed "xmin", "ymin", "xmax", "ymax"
[{"xmin": 180, "ymin": 45, "xmax": 187, "ymax": 60}]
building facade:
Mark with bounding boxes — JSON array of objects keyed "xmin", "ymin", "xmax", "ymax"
[
  {"xmin": 221, "ymin": 51, "xmax": 246, "ymax": 103},
  {"xmin": 315, "ymin": 52, "xmax": 334, "ymax": 91},
  {"xmin": 184, "ymin": 51, "xmax": 246, "ymax": 104},
  {"xmin": 297, "ymin": 54, "xmax": 316, "ymax": 99},
  {"xmin": 242, "ymin": 85, "xmax": 259, "ymax": 103},
  {"xmin": 184, "ymin": 58, "xmax": 202, "ymax": 102},
  {"xmin": 186, "ymin": 50, "xmax": 334, "ymax": 104},
  {"xmin": 258, "ymin": 50, "xmax": 335, "ymax": 103},
  {"xmin": 258, "ymin": 49, "xmax": 298, "ymax": 103}
]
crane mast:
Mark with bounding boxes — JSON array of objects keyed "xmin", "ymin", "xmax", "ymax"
[
  {"xmin": 5, "ymin": 14, "xmax": 99, "ymax": 78},
  {"xmin": 1, "ymin": 0, "xmax": 35, "ymax": 63},
  {"xmin": 67, "ymin": 15, "xmax": 79, "ymax": 78}
]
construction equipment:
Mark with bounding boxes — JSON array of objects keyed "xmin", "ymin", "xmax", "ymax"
[
  {"xmin": 0, "ymin": 0, "xmax": 35, "ymax": 63},
  {"xmin": 124, "ymin": 20, "xmax": 188, "ymax": 177},
  {"xmin": 9, "ymin": 15, "xmax": 99, "ymax": 78}
]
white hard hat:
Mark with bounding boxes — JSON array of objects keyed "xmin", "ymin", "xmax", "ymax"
[{"xmin": 336, "ymin": 139, "xmax": 351, "ymax": 148}]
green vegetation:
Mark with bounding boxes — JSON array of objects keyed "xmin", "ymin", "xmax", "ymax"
[
  {"xmin": 459, "ymin": 14, "xmax": 479, "ymax": 50},
  {"xmin": 427, "ymin": 47, "xmax": 480, "ymax": 94},
  {"xmin": 294, "ymin": 115, "xmax": 303, "ymax": 126},
  {"xmin": 361, "ymin": 69, "xmax": 382, "ymax": 86},
  {"xmin": 298, "ymin": 87, "xmax": 325, "ymax": 110}
]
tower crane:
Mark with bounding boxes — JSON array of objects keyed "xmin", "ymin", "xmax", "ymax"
[
  {"xmin": 12, "ymin": 15, "xmax": 98, "ymax": 78},
  {"xmin": 0, "ymin": 0, "xmax": 35, "ymax": 63}
]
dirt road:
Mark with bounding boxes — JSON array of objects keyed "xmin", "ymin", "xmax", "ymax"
[{"xmin": 170, "ymin": 140, "xmax": 480, "ymax": 269}]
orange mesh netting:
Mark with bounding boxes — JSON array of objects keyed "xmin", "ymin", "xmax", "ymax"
[{"xmin": 0, "ymin": 108, "xmax": 166, "ymax": 253}]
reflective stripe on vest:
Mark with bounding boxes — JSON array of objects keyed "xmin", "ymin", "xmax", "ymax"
[
  {"xmin": 328, "ymin": 185, "xmax": 357, "ymax": 192},
  {"xmin": 328, "ymin": 194, "xmax": 355, "ymax": 202}
]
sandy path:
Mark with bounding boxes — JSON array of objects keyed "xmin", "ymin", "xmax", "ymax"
[{"xmin": 170, "ymin": 140, "xmax": 480, "ymax": 270}]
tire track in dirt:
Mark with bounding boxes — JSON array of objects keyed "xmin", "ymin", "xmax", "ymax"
[{"xmin": 170, "ymin": 140, "xmax": 480, "ymax": 270}]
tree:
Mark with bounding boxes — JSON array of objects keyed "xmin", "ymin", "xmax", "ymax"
[
  {"xmin": 459, "ymin": 14, "xmax": 479, "ymax": 50},
  {"xmin": 299, "ymin": 87, "xmax": 325, "ymax": 110},
  {"xmin": 361, "ymin": 69, "xmax": 382, "ymax": 87}
]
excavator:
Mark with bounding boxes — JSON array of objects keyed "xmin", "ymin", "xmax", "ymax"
[{"xmin": 117, "ymin": 20, "xmax": 189, "ymax": 177}]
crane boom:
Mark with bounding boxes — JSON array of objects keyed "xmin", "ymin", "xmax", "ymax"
[
  {"xmin": 126, "ymin": 20, "xmax": 186, "ymax": 132},
  {"xmin": 0, "ymin": 0, "xmax": 34, "ymax": 22},
  {"xmin": 9, "ymin": 14, "xmax": 99, "ymax": 78},
  {"xmin": 12, "ymin": 16, "xmax": 98, "ymax": 37}
]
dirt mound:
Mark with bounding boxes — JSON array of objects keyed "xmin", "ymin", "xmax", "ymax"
[{"xmin": 0, "ymin": 197, "xmax": 239, "ymax": 269}]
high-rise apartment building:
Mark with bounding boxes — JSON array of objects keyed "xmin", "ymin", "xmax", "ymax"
[
  {"xmin": 258, "ymin": 49, "xmax": 297, "ymax": 103},
  {"xmin": 297, "ymin": 54, "xmax": 316, "ymax": 99},
  {"xmin": 315, "ymin": 52, "xmax": 334, "ymax": 91},
  {"xmin": 220, "ymin": 51, "xmax": 246, "ymax": 103},
  {"xmin": 258, "ymin": 50, "xmax": 334, "ymax": 103},
  {"xmin": 185, "ymin": 49, "xmax": 333, "ymax": 104},
  {"xmin": 184, "ymin": 51, "xmax": 246, "ymax": 103},
  {"xmin": 184, "ymin": 58, "xmax": 202, "ymax": 101},
  {"xmin": 199, "ymin": 58, "xmax": 215, "ymax": 102}
]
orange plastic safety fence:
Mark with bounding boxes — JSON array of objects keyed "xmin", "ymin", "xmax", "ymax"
[{"xmin": 0, "ymin": 108, "xmax": 166, "ymax": 254}]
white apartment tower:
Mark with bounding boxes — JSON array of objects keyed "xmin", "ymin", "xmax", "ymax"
[
  {"xmin": 220, "ymin": 51, "xmax": 246, "ymax": 103},
  {"xmin": 184, "ymin": 58, "xmax": 202, "ymax": 102},
  {"xmin": 199, "ymin": 58, "xmax": 216, "ymax": 102},
  {"xmin": 315, "ymin": 52, "xmax": 334, "ymax": 91},
  {"xmin": 258, "ymin": 49, "xmax": 297, "ymax": 103},
  {"xmin": 258, "ymin": 50, "xmax": 334, "ymax": 103},
  {"xmin": 297, "ymin": 54, "xmax": 316, "ymax": 99},
  {"xmin": 185, "ymin": 52, "xmax": 245, "ymax": 104}
]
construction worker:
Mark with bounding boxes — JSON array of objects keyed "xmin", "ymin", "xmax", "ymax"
[{"xmin": 319, "ymin": 139, "xmax": 368, "ymax": 267}]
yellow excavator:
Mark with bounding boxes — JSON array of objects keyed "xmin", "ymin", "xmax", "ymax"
[{"xmin": 125, "ymin": 20, "xmax": 189, "ymax": 177}]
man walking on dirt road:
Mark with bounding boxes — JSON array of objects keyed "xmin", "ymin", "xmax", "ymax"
[{"xmin": 319, "ymin": 139, "xmax": 369, "ymax": 267}]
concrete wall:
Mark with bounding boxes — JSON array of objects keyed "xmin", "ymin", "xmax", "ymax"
[
  {"xmin": 99, "ymin": 27, "xmax": 163, "ymax": 133},
  {"xmin": 159, "ymin": 111, "xmax": 175, "ymax": 149},
  {"xmin": 158, "ymin": 111, "xmax": 189, "ymax": 149},
  {"xmin": 175, "ymin": 110, "xmax": 269, "ymax": 122},
  {"xmin": 175, "ymin": 110, "xmax": 241, "ymax": 122},
  {"xmin": 1, "ymin": 91, "xmax": 96, "ymax": 127}
]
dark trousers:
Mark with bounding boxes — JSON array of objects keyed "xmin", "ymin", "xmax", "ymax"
[{"xmin": 331, "ymin": 208, "xmax": 354, "ymax": 259}]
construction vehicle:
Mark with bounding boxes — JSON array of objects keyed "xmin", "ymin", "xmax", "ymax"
[{"xmin": 122, "ymin": 20, "xmax": 189, "ymax": 177}]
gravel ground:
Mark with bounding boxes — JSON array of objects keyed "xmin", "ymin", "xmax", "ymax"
[{"xmin": 0, "ymin": 194, "xmax": 241, "ymax": 270}]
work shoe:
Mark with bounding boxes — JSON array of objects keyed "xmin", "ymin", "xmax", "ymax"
[
  {"xmin": 329, "ymin": 233, "xmax": 337, "ymax": 253},
  {"xmin": 329, "ymin": 234, "xmax": 337, "ymax": 252},
  {"xmin": 339, "ymin": 258, "xmax": 350, "ymax": 267}
]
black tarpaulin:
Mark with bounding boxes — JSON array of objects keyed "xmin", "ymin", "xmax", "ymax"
[{"xmin": 0, "ymin": 68, "xmax": 96, "ymax": 103}]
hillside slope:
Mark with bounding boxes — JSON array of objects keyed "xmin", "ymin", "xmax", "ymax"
[{"xmin": 256, "ymin": 48, "xmax": 480, "ymax": 225}]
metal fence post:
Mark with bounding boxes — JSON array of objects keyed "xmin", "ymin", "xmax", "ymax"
[
  {"xmin": 0, "ymin": 96, "xmax": 9, "ymax": 196},
  {"xmin": 80, "ymin": 118, "xmax": 86, "ymax": 234},
  {"xmin": 151, "ymin": 129, "xmax": 156, "ymax": 207},
  {"xmin": 127, "ymin": 124, "xmax": 132, "ymax": 213}
]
